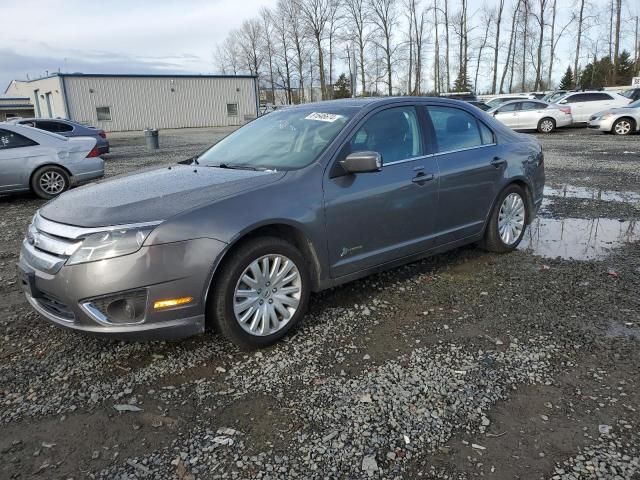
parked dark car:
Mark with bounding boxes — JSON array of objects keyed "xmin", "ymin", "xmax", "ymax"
[
  {"xmin": 18, "ymin": 97, "xmax": 544, "ymax": 348},
  {"xmin": 13, "ymin": 118, "xmax": 109, "ymax": 154}
]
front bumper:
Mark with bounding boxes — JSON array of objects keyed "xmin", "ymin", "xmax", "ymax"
[
  {"xmin": 587, "ymin": 116, "xmax": 615, "ymax": 132},
  {"xmin": 18, "ymin": 237, "xmax": 227, "ymax": 339}
]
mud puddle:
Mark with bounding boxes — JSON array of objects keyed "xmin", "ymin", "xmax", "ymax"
[{"xmin": 519, "ymin": 217, "xmax": 639, "ymax": 260}]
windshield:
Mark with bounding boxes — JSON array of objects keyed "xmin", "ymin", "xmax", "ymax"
[
  {"xmin": 196, "ymin": 106, "xmax": 357, "ymax": 170},
  {"xmin": 628, "ymin": 99, "xmax": 640, "ymax": 108}
]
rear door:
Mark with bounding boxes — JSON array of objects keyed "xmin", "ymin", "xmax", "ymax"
[
  {"xmin": 0, "ymin": 128, "xmax": 40, "ymax": 192},
  {"xmin": 493, "ymin": 102, "xmax": 521, "ymax": 128},
  {"xmin": 424, "ymin": 105, "xmax": 503, "ymax": 244},
  {"xmin": 323, "ymin": 104, "xmax": 439, "ymax": 277}
]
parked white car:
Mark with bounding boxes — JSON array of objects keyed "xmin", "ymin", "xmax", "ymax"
[
  {"xmin": 0, "ymin": 123, "xmax": 104, "ymax": 198},
  {"xmin": 588, "ymin": 99, "xmax": 640, "ymax": 135},
  {"xmin": 554, "ymin": 91, "xmax": 631, "ymax": 123},
  {"xmin": 488, "ymin": 99, "xmax": 573, "ymax": 133},
  {"xmin": 484, "ymin": 93, "xmax": 536, "ymax": 109}
]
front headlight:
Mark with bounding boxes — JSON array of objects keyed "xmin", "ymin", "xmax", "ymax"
[{"xmin": 67, "ymin": 228, "xmax": 153, "ymax": 265}]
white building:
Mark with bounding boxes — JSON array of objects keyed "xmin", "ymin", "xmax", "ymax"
[
  {"xmin": 5, "ymin": 73, "xmax": 259, "ymax": 132},
  {"xmin": 0, "ymin": 95, "xmax": 35, "ymax": 121}
]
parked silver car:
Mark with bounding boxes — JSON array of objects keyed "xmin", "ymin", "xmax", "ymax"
[
  {"xmin": 587, "ymin": 99, "xmax": 640, "ymax": 135},
  {"xmin": 0, "ymin": 123, "xmax": 104, "ymax": 198},
  {"xmin": 17, "ymin": 98, "xmax": 544, "ymax": 348},
  {"xmin": 12, "ymin": 118, "xmax": 110, "ymax": 155},
  {"xmin": 488, "ymin": 99, "xmax": 573, "ymax": 133}
]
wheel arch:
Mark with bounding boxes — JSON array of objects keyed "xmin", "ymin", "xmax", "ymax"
[
  {"xmin": 485, "ymin": 178, "xmax": 536, "ymax": 230},
  {"xmin": 29, "ymin": 163, "xmax": 73, "ymax": 189},
  {"xmin": 204, "ymin": 222, "xmax": 323, "ymax": 316},
  {"xmin": 612, "ymin": 116, "xmax": 636, "ymax": 133}
]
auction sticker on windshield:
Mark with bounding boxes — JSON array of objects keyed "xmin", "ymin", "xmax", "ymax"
[{"xmin": 304, "ymin": 112, "xmax": 343, "ymax": 122}]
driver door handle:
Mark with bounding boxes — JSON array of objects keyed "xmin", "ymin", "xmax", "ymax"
[
  {"xmin": 412, "ymin": 171, "xmax": 435, "ymax": 184},
  {"xmin": 490, "ymin": 156, "xmax": 507, "ymax": 168}
]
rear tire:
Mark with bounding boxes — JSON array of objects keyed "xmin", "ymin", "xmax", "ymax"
[
  {"xmin": 208, "ymin": 237, "xmax": 310, "ymax": 349},
  {"xmin": 31, "ymin": 166, "xmax": 70, "ymax": 199},
  {"xmin": 480, "ymin": 184, "xmax": 529, "ymax": 253},
  {"xmin": 537, "ymin": 117, "xmax": 556, "ymax": 133},
  {"xmin": 612, "ymin": 117, "xmax": 634, "ymax": 135}
]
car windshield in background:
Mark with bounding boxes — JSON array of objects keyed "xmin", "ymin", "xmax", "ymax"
[
  {"xmin": 196, "ymin": 107, "xmax": 356, "ymax": 171},
  {"xmin": 626, "ymin": 99, "xmax": 640, "ymax": 108}
]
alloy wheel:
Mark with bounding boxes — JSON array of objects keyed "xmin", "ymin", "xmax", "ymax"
[
  {"xmin": 233, "ymin": 254, "xmax": 302, "ymax": 336},
  {"xmin": 498, "ymin": 193, "xmax": 525, "ymax": 245},
  {"xmin": 540, "ymin": 119, "xmax": 554, "ymax": 133},
  {"xmin": 614, "ymin": 120, "xmax": 631, "ymax": 135},
  {"xmin": 39, "ymin": 171, "xmax": 66, "ymax": 195}
]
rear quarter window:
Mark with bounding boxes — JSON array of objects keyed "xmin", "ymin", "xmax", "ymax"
[{"xmin": 427, "ymin": 106, "xmax": 484, "ymax": 153}]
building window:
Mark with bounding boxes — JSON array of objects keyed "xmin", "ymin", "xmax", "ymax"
[
  {"xmin": 226, "ymin": 103, "xmax": 238, "ymax": 116},
  {"xmin": 96, "ymin": 106, "xmax": 112, "ymax": 121}
]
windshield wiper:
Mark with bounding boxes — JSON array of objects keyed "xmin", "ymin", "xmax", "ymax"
[{"xmin": 213, "ymin": 163, "xmax": 261, "ymax": 171}]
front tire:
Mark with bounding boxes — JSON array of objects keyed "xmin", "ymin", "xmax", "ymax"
[
  {"xmin": 209, "ymin": 237, "xmax": 310, "ymax": 349},
  {"xmin": 612, "ymin": 117, "xmax": 634, "ymax": 135},
  {"xmin": 537, "ymin": 117, "xmax": 556, "ymax": 133},
  {"xmin": 481, "ymin": 185, "xmax": 529, "ymax": 253},
  {"xmin": 31, "ymin": 166, "xmax": 70, "ymax": 199}
]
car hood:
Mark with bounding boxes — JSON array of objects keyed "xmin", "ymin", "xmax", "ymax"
[{"xmin": 40, "ymin": 165, "xmax": 286, "ymax": 227}]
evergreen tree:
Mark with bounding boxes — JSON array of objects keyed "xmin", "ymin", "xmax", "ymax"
[
  {"xmin": 333, "ymin": 74, "xmax": 351, "ymax": 99},
  {"xmin": 559, "ymin": 66, "xmax": 573, "ymax": 89},
  {"xmin": 452, "ymin": 67, "xmax": 473, "ymax": 92}
]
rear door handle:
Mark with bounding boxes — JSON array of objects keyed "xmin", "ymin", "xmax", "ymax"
[
  {"xmin": 412, "ymin": 171, "xmax": 435, "ymax": 184},
  {"xmin": 490, "ymin": 156, "xmax": 507, "ymax": 168}
]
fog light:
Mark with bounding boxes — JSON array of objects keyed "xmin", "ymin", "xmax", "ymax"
[
  {"xmin": 83, "ymin": 289, "xmax": 147, "ymax": 325},
  {"xmin": 153, "ymin": 297, "xmax": 193, "ymax": 309}
]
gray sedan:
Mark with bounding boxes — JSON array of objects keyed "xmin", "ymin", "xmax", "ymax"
[
  {"xmin": 18, "ymin": 97, "xmax": 544, "ymax": 348},
  {"xmin": 588, "ymin": 99, "xmax": 640, "ymax": 135},
  {"xmin": 0, "ymin": 123, "xmax": 104, "ymax": 198},
  {"xmin": 13, "ymin": 118, "xmax": 110, "ymax": 154}
]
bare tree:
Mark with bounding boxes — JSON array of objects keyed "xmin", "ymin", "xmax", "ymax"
[
  {"xmin": 475, "ymin": 6, "xmax": 493, "ymax": 92},
  {"xmin": 326, "ymin": 1, "xmax": 342, "ymax": 97},
  {"xmin": 444, "ymin": 0, "xmax": 451, "ymax": 89},
  {"xmin": 574, "ymin": 0, "xmax": 586, "ymax": 87},
  {"xmin": 433, "ymin": 0, "xmax": 441, "ymax": 92},
  {"xmin": 491, "ymin": 0, "xmax": 505, "ymax": 93},
  {"xmin": 238, "ymin": 18, "xmax": 263, "ymax": 77},
  {"xmin": 612, "ymin": 0, "xmax": 622, "ymax": 84},
  {"xmin": 282, "ymin": 0, "xmax": 308, "ymax": 102},
  {"xmin": 368, "ymin": 0, "xmax": 400, "ymax": 95},
  {"xmin": 410, "ymin": 0, "xmax": 427, "ymax": 94},
  {"xmin": 547, "ymin": 0, "xmax": 572, "ymax": 88},
  {"xmin": 531, "ymin": 0, "xmax": 549, "ymax": 90},
  {"xmin": 215, "ymin": 35, "xmax": 243, "ymax": 75},
  {"xmin": 259, "ymin": 7, "xmax": 277, "ymax": 103},
  {"xmin": 273, "ymin": 1, "xmax": 295, "ymax": 103},
  {"xmin": 298, "ymin": 0, "xmax": 332, "ymax": 99},
  {"xmin": 344, "ymin": 0, "xmax": 371, "ymax": 96},
  {"xmin": 500, "ymin": 0, "xmax": 521, "ymax": 93},
  {"xmin": 520, "ymin": 0, "xmax": 530, "ymax": 92}
]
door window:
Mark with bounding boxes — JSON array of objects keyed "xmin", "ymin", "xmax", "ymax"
[
  {"xmin": 498, "ymin": 102, "xmax": 519, "ymax": 112},
  {"xmin": 0, "ymin": 129, "xmax": 38, "ymax": 149},
  {"xmin": 427, "ymin": 106, "xmax": 483, "ymax": 152},
  {"xmin": 564, "ymin": 94, "xmax": 586, "ymax": 103},
  {"xmin": 521, "ymin": 101, "xmax": 546, "ymax": 110},
  {"xmin": 350, "ymin": 106, "xmax": 423, "ymax": 164}
]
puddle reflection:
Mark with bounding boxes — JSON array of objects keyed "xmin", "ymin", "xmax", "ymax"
[
  {"xmin": 544, "ymin": 185, "xmax": 640, "ymax": 203},
  {"xmin": 519, "ymin": 217, "xmax": 639, "ymax": 260}
]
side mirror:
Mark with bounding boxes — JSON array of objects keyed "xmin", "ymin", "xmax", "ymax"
[{"xmin": 339, "ymin": 151, "xmax": 382, "ymax": 174}]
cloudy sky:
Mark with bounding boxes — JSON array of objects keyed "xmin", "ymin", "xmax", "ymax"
[
  {"xmin": 1, "ymin": 0, "xmax": 277, "ymax": 91},
  {"xmin": 2, "ymin": 0, "xmax": 638, "ymax": 93}
]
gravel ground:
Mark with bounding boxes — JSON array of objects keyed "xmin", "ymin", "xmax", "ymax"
[{"xmin": 0, "ymin": 126, "xmax": 639, "ymax": 479}]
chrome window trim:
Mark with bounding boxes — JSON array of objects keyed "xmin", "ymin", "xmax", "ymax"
[
  {"xmin": 383, "ymin": 143, "xmax": 497, "ymax": 166},
  {"xmin": 34, "ymin": 212, "xmax": 162, "ymax": 240}
]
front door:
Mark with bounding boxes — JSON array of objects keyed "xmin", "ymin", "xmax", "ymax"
[
  {"xmin": 323, "ymin": 105, "xmax": 439, "ymax": 278},
  {"xmin": 493, "ymin": 102, "xmax": 520, "ymax": 129}
]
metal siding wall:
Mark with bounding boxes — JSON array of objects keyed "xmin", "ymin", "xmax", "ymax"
[
  {"xmin": 65, "ymin": 76, "xmax": 257, "ymax": 131},
  {"xmin": 5, "ymin": 77, "xmax": 64, "ymax": 118}
]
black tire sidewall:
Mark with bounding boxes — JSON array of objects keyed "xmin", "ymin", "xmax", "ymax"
[
  {"xmin": 211, "ymin": 237, "xmax": 310, "ymax": 349},
  {"xmin": 31, "ymin": 166, "xmax": 69, "ymax": 199}
]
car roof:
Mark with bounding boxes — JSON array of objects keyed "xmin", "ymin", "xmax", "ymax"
[
  {"xmin": 286, "ymin": 96, "xmax": 485, "ymax": 110},
  {"xmin": 0, "ymin": 121, "xmax": 68, "ymax": 141}
]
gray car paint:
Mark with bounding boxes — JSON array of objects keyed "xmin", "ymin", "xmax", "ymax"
[{"xmin": 19, "ymin": 97, "xmax": 544, "ymax": 339}]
